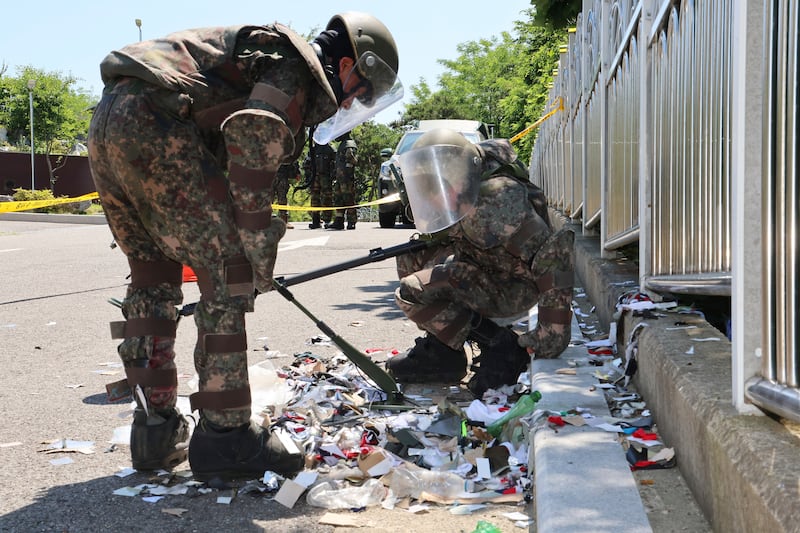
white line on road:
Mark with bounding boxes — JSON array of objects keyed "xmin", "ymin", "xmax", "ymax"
[{"xmin": 278, "ymin": 236, "xmax": 329, "ymax": 252}]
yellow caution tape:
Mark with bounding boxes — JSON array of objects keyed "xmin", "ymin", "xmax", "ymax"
[
  {"xmin": 0, "ymin": 191, "xmax": 401, "ymax": 214},
  {"xmin": 280, "ymin": 193, "xmax": 400, "ymax": 212},
  {"xmin": 0, "ymin": 192, "xmax": 100, "ymax": 213},
  {"xmin": 509, "ymin": 97, "xmax": 564, "ymax": 143}
]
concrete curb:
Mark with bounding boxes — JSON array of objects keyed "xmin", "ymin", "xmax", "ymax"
[
  {"xmin": 0, "ymin": 212, "xmax": 108, "ymax": 224},
  {"xmin": 531, "ymin": 352, "xmax": 652, "ymax": 533}
]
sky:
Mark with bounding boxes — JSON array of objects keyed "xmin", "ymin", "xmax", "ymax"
[{"xmin": 0, "ymin": 1, "xmax": 532, "ymax": 124}]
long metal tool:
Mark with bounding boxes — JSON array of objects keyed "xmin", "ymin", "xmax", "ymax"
[
  {"xmin": 274, "ymin": 238, "xmax": 430, "ymax": 287},
  {"xmin": 271, "ymin": 279, "xmax": 403, "ymax": 403}
]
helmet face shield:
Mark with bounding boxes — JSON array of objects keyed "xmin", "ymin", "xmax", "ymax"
[
  {"xmin": 399, "ymin": 144, "xmax": 481, "ymax": 234},
  {"xmin": 313, "ymin": 52, "xmax": 403, "ymax": 145}
]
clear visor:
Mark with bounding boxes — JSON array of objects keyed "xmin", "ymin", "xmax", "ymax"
[
  {"xmin": 313, "ymin": 52, "xmax": 403, "ymax": 145},
  {"xmin": 398, "ymin": 145, "xmax": 481, "ymax": 234}
]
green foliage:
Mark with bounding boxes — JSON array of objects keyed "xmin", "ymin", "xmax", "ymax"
[
  {"xmin": 530, "ymin": 0, "xmax": 582, "ymax": 29},
  {"xmin": 399, "ymin": 8, "xmax": 565, "ymax": 164},
  {"xmin": 11, "ymin": 188, "xmax": 70, "ymax": 213},
  {"xmin": 0, "ymin": 67, "xmax": 97, "ymax": 154},
  {"xmin": 351, "ymin": 121, "xmax": 402, "ymax": 201}
]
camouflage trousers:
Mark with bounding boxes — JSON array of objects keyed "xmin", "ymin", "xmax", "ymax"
[
  {"xmin": 395, "ymin": 242, "xmax": 539, "ymax": 350},
  {"xmin": 308, "ymin": 174, "xmax": 335, "ymax": 223},
  {"xmin": 333, "ymin": 172, "xmax": 357, "ymax": 224},
  {"xmin": 88, "ymin": 85, "xmax": 264, "ymax": 427}
]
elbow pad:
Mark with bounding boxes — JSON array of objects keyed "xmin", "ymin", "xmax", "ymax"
[{"xmin": 221, "ymin": 108, "xmax": 295, "ymax": 170}]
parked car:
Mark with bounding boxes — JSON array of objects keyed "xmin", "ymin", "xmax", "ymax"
[{"xmin": 377, "ymin": 119, "xmax": 491, "ymax": 228}]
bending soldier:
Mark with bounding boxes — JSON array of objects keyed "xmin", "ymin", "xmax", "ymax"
[
  {"xmin": 386, "ymin": 129, "xmax": 574, "ymax": 398},
  {"xmin": 88, "ymin": 12, "xmax": 401, "ymax": 479}
]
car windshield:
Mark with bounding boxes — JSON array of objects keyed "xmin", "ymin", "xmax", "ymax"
[
  {"xmin": 395, "ymin": 132, "xmax": 425, "ymax": 155},
  {"xmin": 395, "ymin": 130, "xmax": 483, "ymax": 156}
]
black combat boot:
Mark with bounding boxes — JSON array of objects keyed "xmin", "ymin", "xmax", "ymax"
[
  {"xmin": 386, "ymin": 334, "xmax": 468, "ymax": 383},
  {"xmin": 346, "ymin": 221, "xmax": 356, "ymax": 230},
  {"xmin": 325, "ymin": 217, "xmax": 345, "ymax": 230},
  {"xmin": 466, "ymin": 316, "xmax": 530, "ymax": 397},
  {"xmin": 308, "ymin": 213, "xmax": 321, "ymax": 229},
  {"xmin": 130, "ymin": 408, "xmax": 190, "ymax": 471},
  {"xmin": 188, "ymin": 418, "xmax": 305, "ymax": 481}
]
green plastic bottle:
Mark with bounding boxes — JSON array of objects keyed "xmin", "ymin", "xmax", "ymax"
[
  {"xmin": 471, "ymin": 520, "xmax": 502, "ymax": 533},
  {"xmin": 486, "ymin": 391, "xmax": 542, "ymax": 438}
]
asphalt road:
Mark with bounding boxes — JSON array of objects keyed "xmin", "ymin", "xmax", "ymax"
[{"xmin": 0, "ymin": 218, "xmax": 530, "ymax": 533}]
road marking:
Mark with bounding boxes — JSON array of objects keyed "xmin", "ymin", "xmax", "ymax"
[
  {"xmin": 278, "ymin": 236, "xmax": 329, "ymax": 252},
  {"xmin": 0, "ymin": 248, "xmax": 22, "ymax": 253}
]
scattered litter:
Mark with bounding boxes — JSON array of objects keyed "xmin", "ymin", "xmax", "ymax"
[
  {"xmin": 318, "ymin": 512, "xmax": 365, "ymax": 527},
  {"xmin": 115, "ymin": 467, "xmax": 136, "ymax": 478},
  {"xmin": 162, "ymin": 508, "xmax": 188, "ymax": 517},
  {"xmin": 49, "ymin": 457, "xmax": 74, "ymax": 466},
  {"xmin": 0, "ymin": 442, "xmax": 22, "ymax": 448},
  {"xmin": 450, "ymin": 504, "xmax": 488, "ymax": 515},
  {"xmin": 113, "ymin": 486, "xmax": 142, "ymax": 497},
  {"xmin": 41, "ymin": 439, "xmax": 95, "ymax": 454}
]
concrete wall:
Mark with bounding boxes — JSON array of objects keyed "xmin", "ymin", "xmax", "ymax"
[{"xmin": 0, "ymin": 152, "xmax": 95, "ymax": 197}]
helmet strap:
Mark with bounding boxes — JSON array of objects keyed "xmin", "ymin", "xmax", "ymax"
[{"xmin": 311, "ymin": 41, "xmax": 345, "ymax": 105}]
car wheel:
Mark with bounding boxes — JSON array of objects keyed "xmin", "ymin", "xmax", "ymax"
[{"xmin": 379, "ymin": 210, "xmax": 396, "ymax": 228}]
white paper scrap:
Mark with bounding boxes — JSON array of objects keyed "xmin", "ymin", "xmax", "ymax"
[
  {"xmin": 113, "ymin": 486, "xmax": 142, "ymax": 497},
  {"xmin": 115, "ymin": 467, "xmax": 137, "ymax": 478},
  {"xmin": 476, "ymin": 457, "xmax": 492, "ymax": 480}
]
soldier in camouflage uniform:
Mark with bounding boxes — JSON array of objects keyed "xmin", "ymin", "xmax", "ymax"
[
  {"xmin": 87, "ymin": 12, "xmax": 400, "ymax": 479},
  {"xmin": 303, "ymin": 141, "xmax": 336, "ymax": 228},
  {"xmin": 274, "ymin": 161, "xmax": 300, "ymax": 228},
  {"xmin": 386, "ymin": 129, "xmax": 574, "ymax": 398},
  {"xmin": 330, "ymin": 132, "xmax": 358, "ymax": 230}
]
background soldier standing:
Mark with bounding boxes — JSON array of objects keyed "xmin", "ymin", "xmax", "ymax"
[
  {"xmin": 87, "ymin": 12, "xmax": 401, "ymax": 480},
  {"xmin": 304, "ymin": 141, "xmax": 336, "ymax": 228},
  {"xmin": 274, "ymin": 161, "xmax": 300, "ymax": 229},
  {"xmin": 330, "ymin": 132, "xmax": 359, "ymax": 230}
]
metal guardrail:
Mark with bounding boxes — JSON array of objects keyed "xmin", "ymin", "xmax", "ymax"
[
  {"xmin": 745, "ymin": 0, "xmax": 800, "ymax": 418},
  {"xmin": 531, "ymin": 0, "xmax": 799, "ymax": 421}
]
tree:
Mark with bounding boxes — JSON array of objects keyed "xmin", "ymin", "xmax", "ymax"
[
  {"xmin": 529, "ymin": 0, "xmax": 582, "ymax": 29},
  {"xmin": 0, "ymin": 66, "xmax": 97, "ymax": 189},
  {"xmin": 351, "ymin": 121, "xmax": 402, "ymax": 201},
  {"xmin": 398, "ymin": 8, "xmax": 565, "ymax": 163}
]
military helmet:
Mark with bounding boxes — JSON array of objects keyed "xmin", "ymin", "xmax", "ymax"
[
  {"xmin": 327, "ymin": 12, "xmax": 399, "ymax": 98},
  {"xmin": 412, "ymin": 129, "xmax": 481, "ymax": 161}
]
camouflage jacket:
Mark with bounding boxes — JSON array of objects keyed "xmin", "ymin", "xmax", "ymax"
[
  {"xmin": 99, "ymin": 24, "xmax": 339, "ymax": 165},
  {"xmin": 448, "ymin": 139, "xmax": 553, "ymax": 282}
]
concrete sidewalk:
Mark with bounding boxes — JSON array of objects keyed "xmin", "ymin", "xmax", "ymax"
[{"xmin": 531, "ymin": 218, "xmax": 800, "ymax": 533}]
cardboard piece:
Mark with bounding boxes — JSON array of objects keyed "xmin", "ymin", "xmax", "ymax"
[{"xmin": 357, "ymin": 449, "xmax": 393, "ymax": 477}]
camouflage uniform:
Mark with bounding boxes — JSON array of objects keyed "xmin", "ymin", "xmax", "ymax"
[
  {"xmin": 87, "ymin": 24, "xmax": 339, "ymax": 428},
  {"xmin": 395, "ymin": 139, "xmax": 574, "ymax": 358},
  {"xmin": 303, "ymin": 142, "xmax": 336, "ymax": 225},
  {"xmin": 274, "ymin": 161, "xmax": 300, "ymax": 223},
  {"xmin": 334, "ymin": 137, "xmax": 358, "ymax": 227}
]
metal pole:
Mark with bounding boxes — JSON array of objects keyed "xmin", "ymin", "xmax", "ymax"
[
  {"xmin": 135, "ymin": 19, "xmax": 142, "ymax": 42},
  {"xmin": 27, "ymin": 79, "xmax": 35, "ymax": 190}
]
